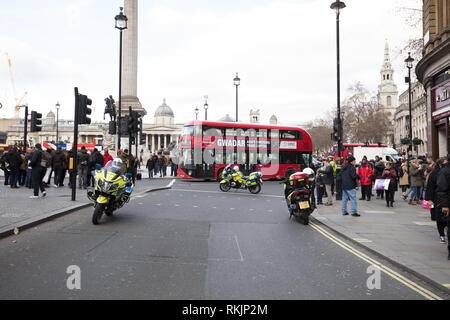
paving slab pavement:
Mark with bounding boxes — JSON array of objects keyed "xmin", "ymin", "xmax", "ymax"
[{"xmin": 314, "ymin": 191, "xmax": 450, "ymax": 290}]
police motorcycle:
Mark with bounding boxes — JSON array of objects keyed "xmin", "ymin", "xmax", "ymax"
[
  {"xmin": 219, "ymin": 164, "xmax": 263, "ymax": 194},
  {"xmin": 282, "ymin": 168, "xmax": 316, "ymax": 225},
  {"xmin": 87, "ymin": 159, "xmax": 134, "ymax": 225}
]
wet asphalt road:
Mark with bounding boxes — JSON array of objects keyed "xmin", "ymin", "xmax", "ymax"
[{"xmin": 0, "ymin": 179, "xmax": 446, "ymax": 299}]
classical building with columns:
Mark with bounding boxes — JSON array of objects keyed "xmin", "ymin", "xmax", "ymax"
[{"xmin": 5, "ymin": 99, "xmax": 184, "ymax": 155}]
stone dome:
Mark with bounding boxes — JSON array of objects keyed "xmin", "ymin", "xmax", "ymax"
[
  {"xmin": 45, "ymin": 111, "xmax": 55, "ymax": 125},
  {"xmin": 218, "ymin": 114, "xmax": 235, "ymax": 122},
  {"xmin": 154, "ymin": 99, "xmax": 174, "ymax": 118},
  {"xmin": 270, "ymin": 114, "xmax": 278, "ymax": 125},
  {"xmin": 46, "ymin": 111, "xmax": 55, "ymax": 118}
]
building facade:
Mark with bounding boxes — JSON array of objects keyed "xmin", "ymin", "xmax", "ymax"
[
  {"xmin": 394, "ymin": 82, "xmax": 428, "ymax": 155},
  {"xmin": 5, "ymin": 99, "xmax": 184, "ymax": 156},
  {"xmin": 416, "ymin": 0, "xmax": 450, "ymax": 158}
]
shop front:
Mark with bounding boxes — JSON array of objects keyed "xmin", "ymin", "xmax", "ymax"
[{"xmin": 431, "ymin": 76, "xmax": 450, "ymax": 158}]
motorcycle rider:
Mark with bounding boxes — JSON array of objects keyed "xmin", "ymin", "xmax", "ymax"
[{"xmin": 231, "ymin": 165, "xmax": 244, "ymax": 186}]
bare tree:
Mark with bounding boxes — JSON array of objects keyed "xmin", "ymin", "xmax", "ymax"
[{"xmin": 395, "ymin": 1, "xmax": 423, "ymax": 63}]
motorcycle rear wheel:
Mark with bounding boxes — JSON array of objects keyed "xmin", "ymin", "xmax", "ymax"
[
  {"xmin": 248, "ymin": 184, "xmax": 261, "ymax": 194},
  {"xmin": 92, "ymin": 204, "xmax": 104, "ymax": 225},
  {"xmin": 219, "ymin": 181, "xmax": 231, "ymax": 192}
]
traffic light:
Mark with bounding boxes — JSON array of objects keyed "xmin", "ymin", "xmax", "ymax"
[
  {"xmin": 30, "ymin": 111, "xmax": 42, "ymax": 132},
  {"xmin": 332, "ymin": 118, "xmax": 339, "ymax": 141},
  {"xmin": 139, "ymin": 118, "xmax": 145, "ymax": 145},
  {"xmin": 78, "ymin": 94, "xmax": 92, "ymax": 124},
  {"xmin": 127, "ymin": 114, "xmax": 134, "ymax": 133},
  {"xmin": 109, "ymin": 120, "xmax": 117, "ymax": 134},
  {"xmin": 130, "ymin": 136, "xmax": 136, "ymax": 145}
]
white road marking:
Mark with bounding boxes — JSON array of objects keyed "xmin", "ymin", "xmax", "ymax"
[
  {"xmin": 413, "ymin": 221, "xmax": 435, "ymax": 226},
  {"xmin": 167, "ymin": 179, "xmax": 176, "ymax": 188},
  {"xmin": 352, "ymin": 238, "xmax": 373, "ymax": 243},
  {"xmin": 234, "ymin": 235, "xmax": 244, "ymax": 262}
]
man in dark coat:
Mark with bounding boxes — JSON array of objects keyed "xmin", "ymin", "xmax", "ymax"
[
  {"xmin": 340, "ymin": 156, "xmax": 360, "ymax": 217},
  {"xmin": 436, "ymin": 155, "xmax": 450, "ymax": 259},
  {"xmin": 52, "ymin": 146, "xmax": 66, "ymax": 187},
  {"xmin": 0, "ymin": 152, "xmax": 10, "ymax": 185},
  {"xmin": 5, "ymin": 147, "xmax": 22, "ymax": 188},
  {"xmin": 146, "ymin": 156, "xmax": 154, "ymax": 178},
  {"xmin": 425, "ymin": 157, "xmax": 447, "ymax": 243},
  {"xmin": 29, "ymin": 143, "xmax": 46, "ymax": 198},
  {"xmin": 77, "ymin": 146, "xmax": 90, "ymax": 189},
  {"xmin": 318, "ymin": 159, "xmax": 334, "ymax": 206}
]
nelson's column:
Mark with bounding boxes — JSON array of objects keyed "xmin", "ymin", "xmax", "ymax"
[{"xmin": 121, "ymin": 0, "xmax": 146, "ymax": 117}]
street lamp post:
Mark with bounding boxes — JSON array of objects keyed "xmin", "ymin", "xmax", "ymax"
[
  {"xmin": 115, "ymin": 7, "xmax": 128, "ymax": 151},
  {"xmin": 233, "ymin": 73, "xmax": 240, "ymax": 122},
  {"xmin": 195, "ymin": 106, "xmax": 199, "ymax": 120},
  {"xmin": 331, "ymin": 0, "xmax": 346, "ymax": 160},
  {"xmin": 405, "ymin": 52, "xmax": 414, "ymax": 185},
  {"xmin": 55, "ymin": 101, "xmax": 60, "ymax": 144},
  {"xmin": 204, "ymin": 95, "xmax": 209, "ymax": 121},
  {"xmin": 331, "ymin": 0, "xmax": 345, "ymax": 201}
]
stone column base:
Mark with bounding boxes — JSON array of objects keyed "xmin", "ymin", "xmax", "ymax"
[{"xmin": 121, "ymin": 96, "xmax": 147, "ymax": 117}]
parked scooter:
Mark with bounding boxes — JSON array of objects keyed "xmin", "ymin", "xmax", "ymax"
[
  {"xmin": 282, "ymin": 168, "xmax": 316, "ymax": 225},
  {"xmin": 87, "ymin": 159, "xmax": 133, "ymax": 225},
  {"xmin": 219, "ymin": 164, "xmax": 263, "ymax": 194}
]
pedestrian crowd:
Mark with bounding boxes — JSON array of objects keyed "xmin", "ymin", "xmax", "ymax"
[
  {"xmin": 314, "ymin": 153, "xmax": 450, "ymax": 259},
  {"xmin": 145, "ymin": 153, "xmax": 178, "ymax": 178},
  {"xmin": 0, "ymin": 145, "xmax": 142, "ymax": 199}
]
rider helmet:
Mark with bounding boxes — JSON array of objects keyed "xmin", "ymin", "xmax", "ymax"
[
  {"xmin": 233, "ymin": 165, "xmax": 240, "ymax": 173},
  {"xmin": 302, "ymin": 167, "xmax": 315, "ymax": 181}
]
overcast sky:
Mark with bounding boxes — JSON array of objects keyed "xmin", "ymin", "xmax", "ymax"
[{"xmin": 0, "ymin": 0, "xmax": 421, "ymax": 125}]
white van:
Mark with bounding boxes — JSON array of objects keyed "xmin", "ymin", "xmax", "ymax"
[{"xmin": 353, "ymin": 147, "xmax": 400, "ymax": 163}]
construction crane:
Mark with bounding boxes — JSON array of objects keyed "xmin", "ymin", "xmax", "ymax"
[{"xmin": 5, "ymin": 52, "xmax": 27, "ymax": 118}]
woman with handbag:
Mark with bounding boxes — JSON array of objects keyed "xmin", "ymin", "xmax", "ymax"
[
  {"xmin": 381, "ymin": 162, "xmax": 397, "ymax": 207},
  {"xmin": 425, "ymin": 157, "xmax": 447, "ymax": 244}
]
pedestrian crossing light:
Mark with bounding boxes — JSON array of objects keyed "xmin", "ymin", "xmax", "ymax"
[
  {"xmin": 30, "ymin": 111, "xmax": 42, "ymax": 132},
  {"xmin": 78, "ymin": 94, "xmax": 92, "ymax": 125},
  {"xmin": 332, "ymin": 118, "xmax": 339, "ymax": 141},
  {"xmin": 130, "ymin": 136, "xmax": 136, "ymax": 145}
]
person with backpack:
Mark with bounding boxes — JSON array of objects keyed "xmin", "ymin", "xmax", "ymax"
[
  {"xmin": 77, "ymin": 146, "xmax": 90, "ymax": 189},
  {"xmin": 374, "ymin": 160, "xmax": 385, "ymax": 200},
  {"xmin": 52, "ymin": 146, "xmax": 66, "ymax": 187}
]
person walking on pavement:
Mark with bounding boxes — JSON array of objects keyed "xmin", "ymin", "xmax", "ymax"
[
  {"xmin": 358, "ymin": 156, "xmax": 373, "ymax": 201},
  {"xmin": 146, "ymin": 156, "xmax": 154, "ymax": 178},
  {"xmin": 374, "ymin": 160, "xmax": 385, "ymax": 199},
  {"xmin": 381, "ymin": 162, "xmax": 397, "ymax": 207},
  {"xmin": 436, "ymin": 155, "xmax": 450, "ymax": 259},
  {"xmin": 399, "ymin": 159, "xmax": 409, "ymax": 200},
  {"xmin": 42, "ymin": 148, "xmax": 53, "ymax": 187},
  {"xmin": 340, "ymin": 156, "xmax": 360, "ymax": 217},
  {"xmin": 318, "ymin": 159, "xmax": 334, "ymax": 206},
  {"xmin": 77, "ymin": 146, "xmax": 90, "ymax": 189},
  {"xmin": 103, "ymin": 148, "xmax": 113, "ymax": 167},
  {"xmin": 409, "ymin": 159, "xmax": 422, "ymax": 205},
  {"xmin": 24, "ymin": 147, "xmax": 34, "ymax": 189},
  {"xmin": 316, "ymin": 162, "xmax": 325, "ymax": 205},
  {"xmin": 425, "ymin": 157, "xmax": 448, "ymax": 244},
  {"xmin": 0, "ymin": 151, "xmax": 10, "ymax": 186},
  {"xmin": 19, "ymin": 150, "xmax": 28, "ymax": 186},
  {"xmin": 6, "ymin": 147, "xmax": 22, "ymax": 188},
  {"xmin": 152, "ymin": 153, "xmax": 159, "ymax": 177},
  {"xmin": 52, "ymin": 146, "xmax": 66, "ymax": 187},
  {"xmin": 29, "ymin": 143, "xmax": 46, "ymax": 199},
  {"xmin": 117, "ymin": 149, "xmax": 131, "ymax": 174}
]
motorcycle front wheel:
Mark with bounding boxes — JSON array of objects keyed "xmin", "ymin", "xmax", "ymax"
[
  {"xmin": 219, "ymin": 181, "xmax": 231, "ymax": 192},
  {"xmin": 248, "ymin": 184, "xmax": 261, "ymax": 194},
  {"xmin": 92, "ymin": 204, "xmax": 104, "ymax": 225}
]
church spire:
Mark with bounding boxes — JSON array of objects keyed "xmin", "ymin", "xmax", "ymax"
[{"xmin": 382, "ymin": 38, "xmax": 393, "ymax": 70}]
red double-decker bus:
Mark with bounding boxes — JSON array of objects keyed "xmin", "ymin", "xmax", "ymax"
[{"xmin": 177, "ymin": 121, "xmax": 313, "ymax": 180}]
